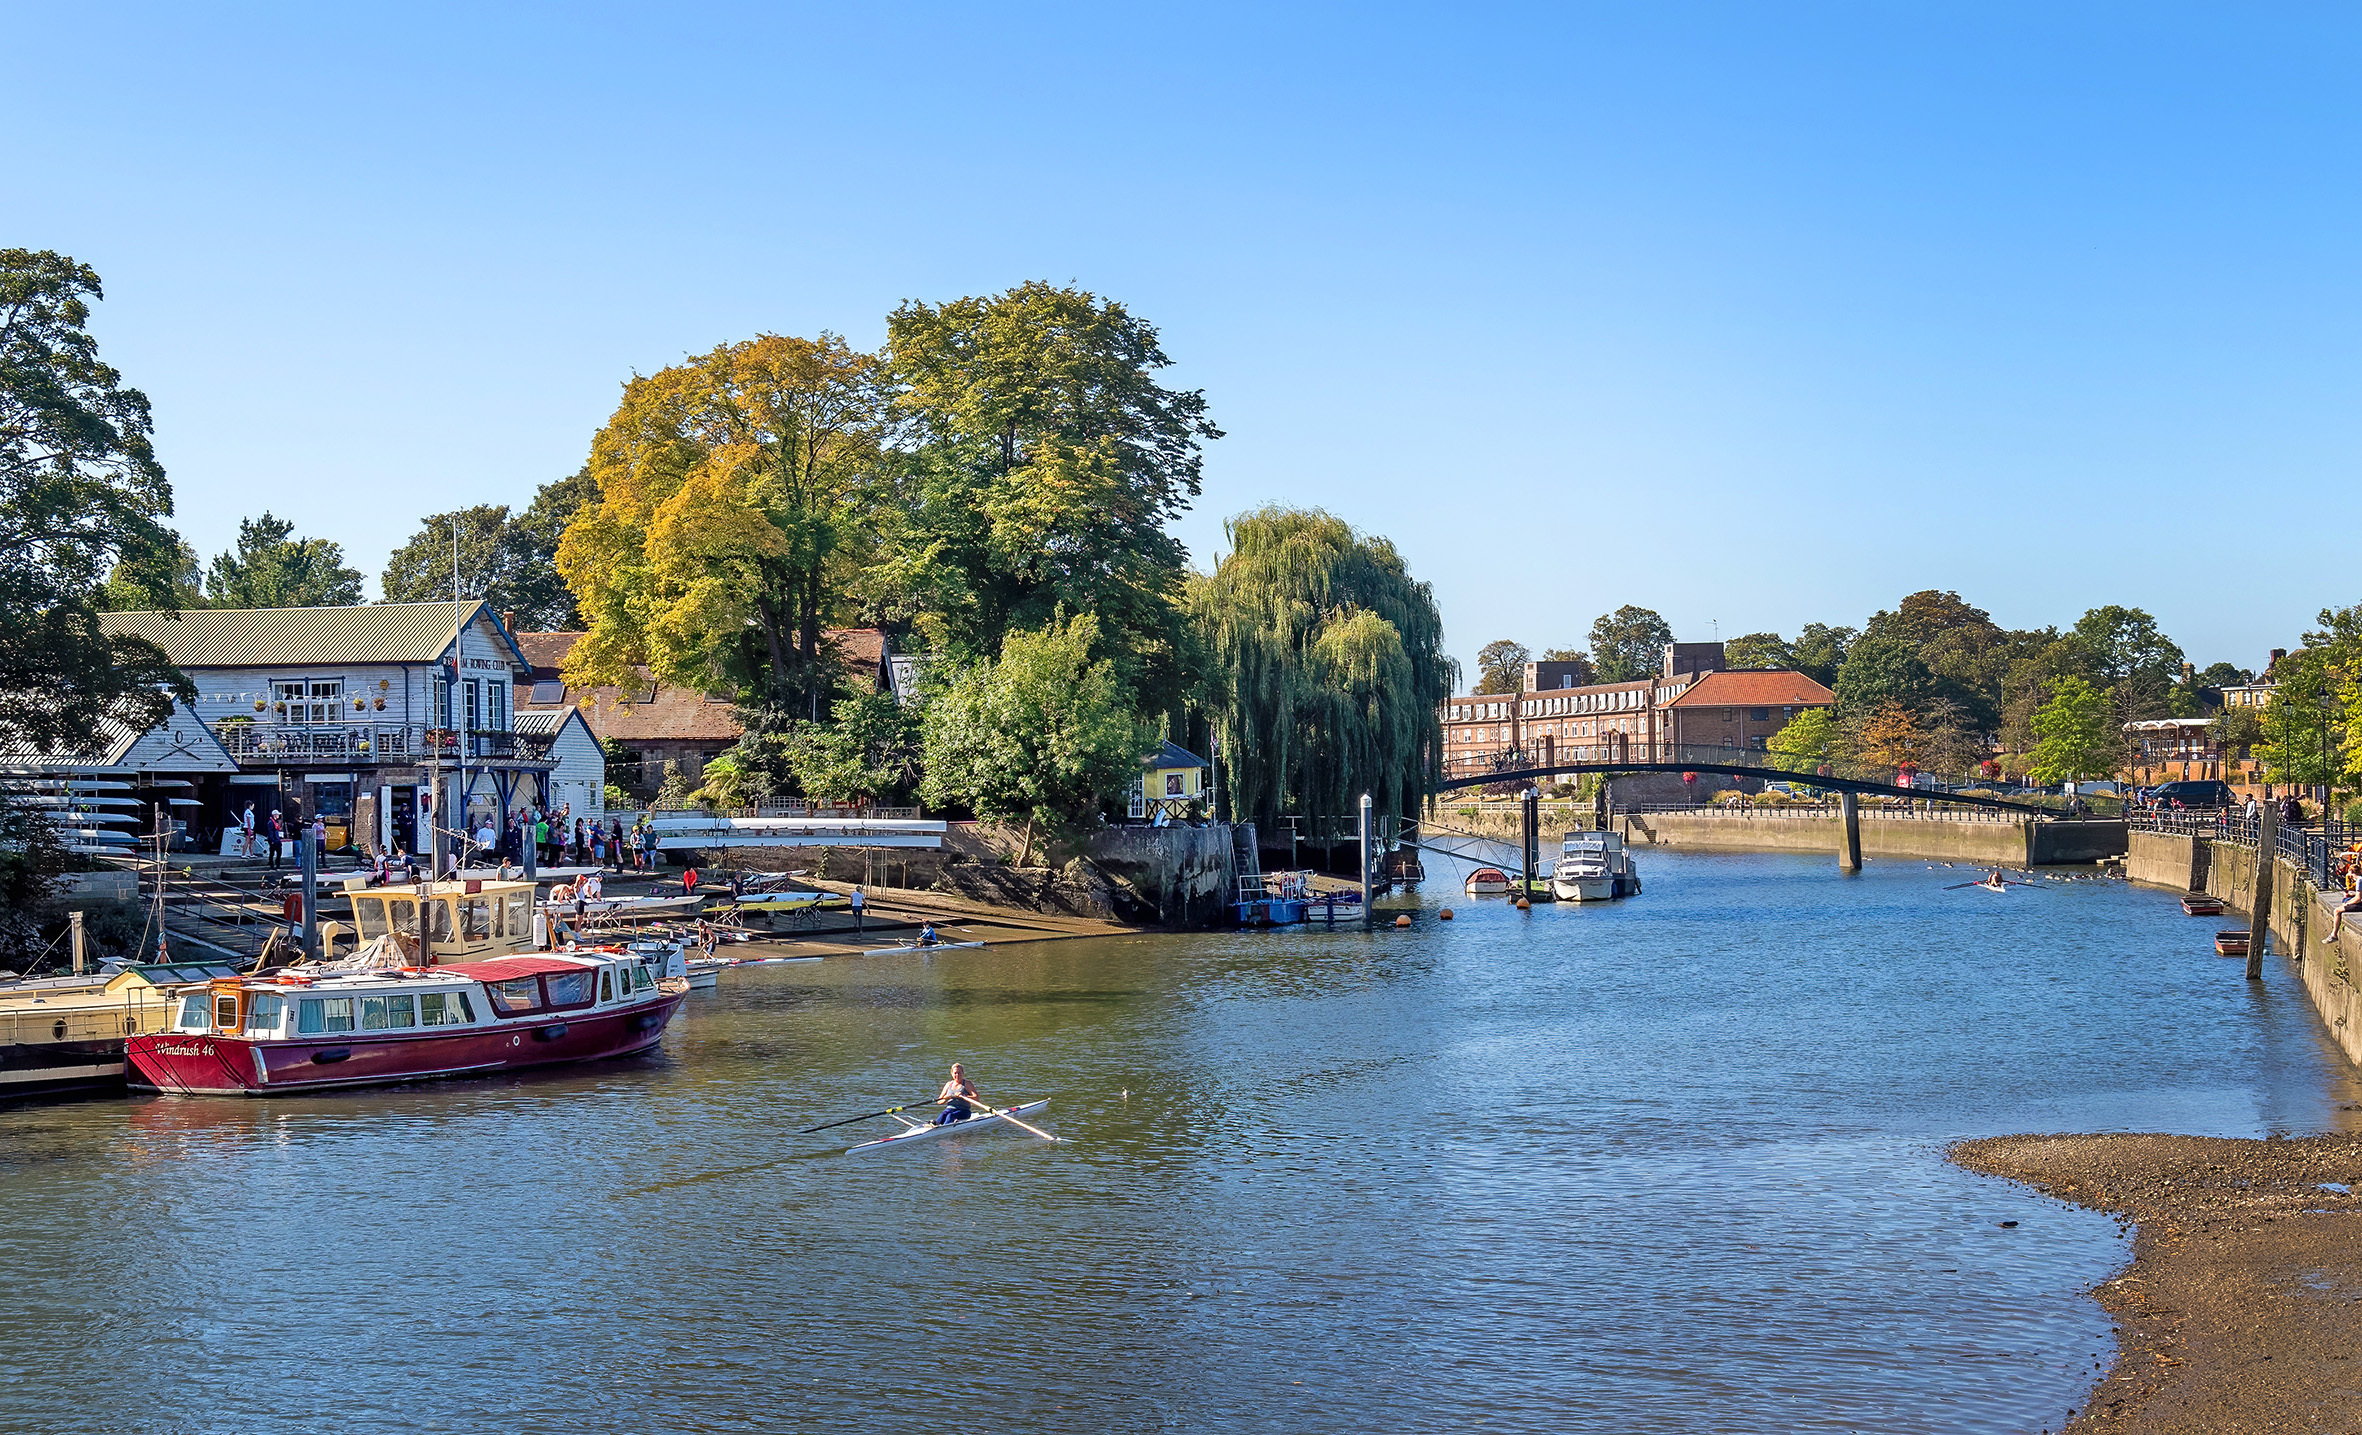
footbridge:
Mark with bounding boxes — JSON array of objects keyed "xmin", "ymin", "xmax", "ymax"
[{"xmin": 1437, "ymin": 740, "xmax": 2054, "ymax": 815}]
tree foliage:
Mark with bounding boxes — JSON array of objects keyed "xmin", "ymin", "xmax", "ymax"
[
  {"xmin": 1187, "ymin": 507, "xmax": 1454, "ymax": 830},
  {"xmin": 1587, "ymin": 605, "xmax": 1673, "ymax": 683},
  {"xmin": 205, "ymin": 512, "xmax": 363, "ymax": 608},
  {"xmin": 920, "ymin": 612, "xmax": 1145, "ymax": 865},
  {"xmin": 0, "ymin": 248, "xmax": 187, "ymax": 755},
  {"xmin": 1723, "ymin": 631, "xmax": 1792, "ymax": 671},
  {"xmin": 1789, "ymin": 623, "xmax": 1856, "ymax": 687},
  {"xmin": 1474, "ymin": 639, "xmax": 1530, "ymax": 694},
  {"xmin": 880, "ymin": 282, "xmax": 1218, "ymax": 717},
  {"xmin": 1832, "ymin": 634, "xmax": 1936, "ymax": 716},
  {"xmin": 101, "ymin": 535, "xmax": 205, "ymax": 612},
  {"xmin": 2027, "ymin": 675, "xmax": 2120, "ymax": 784},
  {"xmin": 1766, "ymin": 706, "xmax": 1834, "ymax": 763},
  {"xmin": 558, "ymin": 333, "xmax": 887, "ymax": 711},
  {"xmin": 718, "ymin": 687, "xmax": 924, "ymax": 808},
  {"xmin": 382, "ymin": 469, "xmax": 597, "ymax": 629}
]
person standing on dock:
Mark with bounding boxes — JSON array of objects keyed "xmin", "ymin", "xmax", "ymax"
[
  {"xmin": 266, "ymin": 809, "xmax": 284, "ymax": 870},
  {"xmin": 850, "ymin": 885, "xmax": 865, "ymax": 933}
]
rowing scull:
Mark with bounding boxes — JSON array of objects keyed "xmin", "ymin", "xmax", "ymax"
[{"xmin": 846, "ymin": 1099, "xmax": 1052, "ymax": 1153}]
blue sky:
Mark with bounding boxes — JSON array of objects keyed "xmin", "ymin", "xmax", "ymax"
[{"xmin": 7, "ymin": 4, "xmax": 2357, "ymax": 680}]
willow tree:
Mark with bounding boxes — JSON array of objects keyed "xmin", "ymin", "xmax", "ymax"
[
  {"xmin": 556, "ymin": 333, "xmax": 885, "ymax": 713},
  {"xmin": 1188, "ymin": 506, "xmax": 1453, "ymax": 829}
]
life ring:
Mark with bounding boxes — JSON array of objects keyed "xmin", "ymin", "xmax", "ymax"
[{"xmin": 281, "ymin": 894, "xmax": 302, "ymax": 923}]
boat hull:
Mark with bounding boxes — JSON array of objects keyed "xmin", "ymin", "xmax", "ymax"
[
  {"xmin": 125, "ymin": 992, "xmax": 687, "ymax": 1097},
  {"xmin": 0, "ymin": 1038, "xmax": 129, "ymax": 1098},
  {"xmin": 1550, "ymin": 876, "xmax": 1616, "ymax": 902}
]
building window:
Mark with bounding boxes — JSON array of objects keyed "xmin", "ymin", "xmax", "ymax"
[
  {"xmin": 464, "ymin": 680, "xmax": 481, "ymax": 733},
  {"xmin": 487, "ymin": 682, "xmax": 507, "ymax": 731},
  {"xmin": 1749, "ymin": 707, "xmax": 1770, "ymax": 722}
]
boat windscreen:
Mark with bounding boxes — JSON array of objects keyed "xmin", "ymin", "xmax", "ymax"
[{"xmin": 486, "ymin": 977, "xmax": 541, "ymax": 1014}]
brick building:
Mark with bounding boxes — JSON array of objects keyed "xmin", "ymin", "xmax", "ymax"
[
  {"xmin": 1665, "ymin": 670, "xmax": 1837, "ymax": 751},
  {"xmin": 1440, "ymin": 641, "xmax": 1833, "ymax": 773}
]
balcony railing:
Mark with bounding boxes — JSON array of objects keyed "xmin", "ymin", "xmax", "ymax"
[{"xmin": 210, "ymin": 723, "xmax": 554, "ymax": 766}]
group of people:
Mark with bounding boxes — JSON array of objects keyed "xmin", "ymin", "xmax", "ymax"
[
  {"xmin": 235, "ymin": 802, "xmax": 327, "ymax": 871},
  {"xmin": 461, "ymin": 806, "xmax": 663, "ymax": 873}
]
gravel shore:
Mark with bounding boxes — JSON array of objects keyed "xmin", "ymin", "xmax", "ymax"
[{"xmin": 1952, "ymin": 1132, "xmax": 2362, "ymax": 1432}]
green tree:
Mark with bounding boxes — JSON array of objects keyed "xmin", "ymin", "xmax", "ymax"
[
  {"xmin": 1832, "ymin": 633, "xmax": 1936, "ymax": 716},
  {"xmin": 2071, "ymin": 604, "xmax": 2184, "ymax": 721},
  {"xmin": 1474, "ymin": 639, "xmax": 1530, "ymax": 694},
  {"xmin": 0, "ymin": 249, "xmax": 188, "ymax": 758},
  {"xmin": 1587, "ymin": 605, "xmax": 1673, "ymax": 683},
  {"xmin": 1766, "ymin": 706, "xmax": 1834, "ymax": 763},
  {"xmin": 559, "ymin": 333, "xmax": 887, "ymax": 715},
  {"xmin": 379, "ymin": 473, "xmax": 598, "ymax": 631},
  {"xmin": 2027, "ymin": 675, "xmax": 2120, "ymax": 784},
  {"xmin": 381, "ymin": 504, "xmax": 510, "ymax": 608},
  {"xmin": 723, "ymin": 685, "xmax": 925, "ymax": 807},
  {"xmin": 920, "ymin": 612, "xmax": 1146, "ymax": 867},
  {"xmin": 1724, "ymin": 631, "xmax": 1793, "ymax": 671},
  {"xmin": 100, "ymin": 534, "xmax": 205, "ymax": 612},
  {"xmin": 1187, "ymin": 506, "xmax": 1454, "ymax": 830},
  {"xmin": 1789, "ymin": 623, "xmax": 1857, "ymax": 686},
  {"xmin": 2261, "ymin": 647, "xmax": 2342, "ymax": 791},
  {"xmin": 880, "ymin": 282, "xmax": 1218, "ymax": 718},
  {"xmin": 205, "ymin": 512, "xmax": 363, "ymax": 608}
]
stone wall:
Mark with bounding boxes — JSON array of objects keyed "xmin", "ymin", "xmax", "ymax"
[
  {"xmin": 1618, "ymin": 811, "xmax": 2127, "ymax": 866},
  {"xmin": 1085, "ymin": 824, "xmax": 1237, "ymax": 928},
  {"xmin": 2124, "ymin": 835, "xmax": 2362, "ymax": 1073}
]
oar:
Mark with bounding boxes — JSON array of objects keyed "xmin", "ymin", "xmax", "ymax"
[
  {"xmin": 797, "ymin": 1098, "xmax": 943, "ymax": 1134},
  {"xmin": 967, "ymin": 1097, "xmax": 1060, "ymax": 1143}
]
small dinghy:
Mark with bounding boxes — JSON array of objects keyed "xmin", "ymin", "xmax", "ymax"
[
  {"xmin": 1464, "ymin": 867, "xmax": 1512, "ymax": 896},
  {"xmin": 2181, "ymin": 895, "xmax": 2226, "ymax": 916},
  {"xmin": 2215, "ymin": 930, "xmax": 2253, "ymax": 957}
]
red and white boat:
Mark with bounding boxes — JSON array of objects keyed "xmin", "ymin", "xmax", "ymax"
[
  {"xmin": 126, "ymin": 950, "xmax": 686, "ymax": 1096},
  {"xmin": 1464, "ymin": 866, "xmax": 1513, "ymax": 896}
]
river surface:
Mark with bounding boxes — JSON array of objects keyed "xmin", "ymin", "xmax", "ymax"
[{"xmin": 3, "ymin": 849, "xmax": 2358, "ymax": 1434}]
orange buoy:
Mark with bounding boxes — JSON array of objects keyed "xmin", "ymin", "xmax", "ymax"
[
  {"xmin": 1438, "ymin": 908, "xmax": 1455, "ymax": 920},
  {"xmin": 1515, "ymin": 897, "xmax": 1530, "ymax": 910},
  {"xmin": 1394, "ymin": 914, "xmax": 1412, "ymax": 928}
]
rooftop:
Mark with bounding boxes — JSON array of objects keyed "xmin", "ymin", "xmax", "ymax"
[
  {"xmin": 1666, "ymin": 670, "xmax": 1836, "ymax": 708},
  {"xmin": 101, "ymin": 602, "xmax": 525, "ymax": 670}
]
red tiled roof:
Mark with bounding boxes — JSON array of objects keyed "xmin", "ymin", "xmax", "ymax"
[
  {"xmin": 510, "ymin": 628, "xmax": 893, "ymax": 747},
  {"xmin": 1668, "ymin": 670, "xmax": 1835, "ymax": 707}
]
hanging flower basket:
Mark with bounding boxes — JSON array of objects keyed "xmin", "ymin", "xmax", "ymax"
[
  {"xmin": 374, "ymin": 696, "xmax": 386, "ymax": 710},
  {"xmin": 253, "ymin": 700, "xmax": 266, "ymax": 713}
]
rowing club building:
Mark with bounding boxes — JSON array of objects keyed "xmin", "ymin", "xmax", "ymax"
[{"xmin": 98, "ymin": 602, "xmax": 565, "ymax": 855}]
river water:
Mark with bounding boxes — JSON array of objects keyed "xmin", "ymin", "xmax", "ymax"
[{"xmin": 3, "ymin": 850, "xmax": 2357, "ymax": 1434}]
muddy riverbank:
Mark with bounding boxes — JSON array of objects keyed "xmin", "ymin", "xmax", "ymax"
[{"xmin": 1952, "ymin": 1132, "xmax": 2362, "ymax": 1432}]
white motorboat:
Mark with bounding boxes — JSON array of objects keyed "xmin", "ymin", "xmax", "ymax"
[
  {"xmin": 1550, "ymin": 830, "xmax": 1641, "ymax": 902},
  {"xmin": 848, "ymin": 1098, "xmax": 1051, "ymax": 1153}
]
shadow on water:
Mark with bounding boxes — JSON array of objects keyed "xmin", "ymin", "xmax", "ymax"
[{"xmin": 1, "ymin": 849, "xmax": 2357, "ymax": 1433}]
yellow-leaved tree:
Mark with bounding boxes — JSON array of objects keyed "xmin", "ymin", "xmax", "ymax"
[{"xmin": 556, "ymin": 334, "xmax": 886, "ymax": 715}]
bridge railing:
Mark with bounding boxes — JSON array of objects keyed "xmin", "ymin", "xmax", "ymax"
[{"xmin": 1438, "ymin": 741, "xmax": 2016, "ymax": 800}]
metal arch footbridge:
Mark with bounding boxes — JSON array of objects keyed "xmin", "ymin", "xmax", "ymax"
[{"xmin": 1435, "ymin": 740, "xmax": 2054, "ymax": 815}]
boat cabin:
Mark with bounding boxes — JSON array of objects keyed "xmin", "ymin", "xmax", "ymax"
[
  {"xmin": 0, "ymin": 960, "xmax": 243, "ymax": 1045},
  {"xmin": 342, "ymin": 879, "xmax": 538, "ymax": 963},
  {"xmin": 170, "ymin": 953, "xmax": 665, "ymax": 1042}
]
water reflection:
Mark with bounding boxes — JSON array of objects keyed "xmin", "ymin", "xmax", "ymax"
[{"xmin": 1, "ymin": 850, "xmax": 2354, "ymax": 1432}]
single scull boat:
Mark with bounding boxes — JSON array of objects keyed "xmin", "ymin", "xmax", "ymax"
[
  {"xmin": 859, "ymin": 939, "xmax": 986, "ymax": 957},
  {"xmin": 847, "ymin": 1099, "xmax": 1051, "ymax": 1153}
]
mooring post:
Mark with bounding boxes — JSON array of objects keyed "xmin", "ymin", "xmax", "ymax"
[
  {"xmin": 1838, "ymin": 791, "xmax": 1862, "ymax": 873},
  {"xmin": 301, "ymin": 832, "xmax": 319, "ymax": 961},
  {"xmin": 1359, "ymin": 793, "xmax": 1373, "ymax": 930},
  {"xmin": 69, "ymin": 910, "xmax": 85, "ymax": 976},
  {"xmin": 2246, "ymin": 801, "xmax": 2276, "ymax": 981},
  {"xmin": 1522, "ymin": 787, "xmax": 1539, "ymax": 896}
]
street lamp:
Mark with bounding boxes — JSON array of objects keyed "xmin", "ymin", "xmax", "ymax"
[{"xmin": 2320, "ymin": 683, "xmax": 2336, "ymax": 820}]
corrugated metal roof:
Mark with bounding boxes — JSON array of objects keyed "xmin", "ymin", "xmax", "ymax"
[{"xmin": 100, "ymin": 602, "xmax": 525, "ymax": 669}]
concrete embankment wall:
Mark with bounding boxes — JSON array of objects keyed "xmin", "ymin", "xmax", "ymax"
[
  {"xmin": 1622, "ymin": 813, "xmax": 2127, "ymax": 866},
  {"xmin": 2127, "ymin": 830, "xmax": 2362, "ymax": 1072}
]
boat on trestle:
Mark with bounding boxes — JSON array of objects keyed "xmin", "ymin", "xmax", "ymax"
[
  {"xmin": 126, "ymin": 946, "xmax": 688, "ymax": 1096},
  {"xmin": 1549, "ymin": 831, "xmax": 1641, "ymax": 902}
]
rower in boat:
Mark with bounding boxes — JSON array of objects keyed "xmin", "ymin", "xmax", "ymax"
[
  {"xmin": 935, "ymin": 1062, "xmax": 982, "ymax": 1125},
  {"xmin": 918, "ymin": 922, "xmax": 940, "ymax": 947}
]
